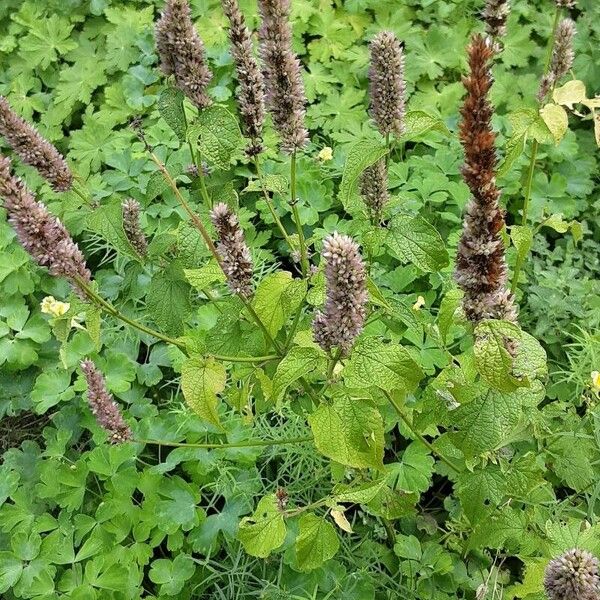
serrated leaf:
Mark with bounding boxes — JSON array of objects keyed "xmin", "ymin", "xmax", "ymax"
[
  {"xmin": 295, "ymin": 514, "xmax": 339, "ymax": 572},
  {"xmin": 339, "ymin": 139, "xmax": 387, "ymax": 212},
  {"xmin": 553, "ymin": 80, "xmax": 587, "ymax": 109},
  {"xmin": 401, "ymin": 110, "xmax": 450, "ymax": 139},
  {"xmin": 342, "ymin": 337, "xmax": 423, "ymax": 393},
  {"xmin": 386, "ymin": 213, "xmax": 449, "ymax": 272},
  {"xmin": 332, "ymin": 479, "xmax": 386, "ymax": 504},
  {"xmin": 184, "ymin": 262, "xmax": 225, "ymax": 291},
  {"xmin": 437, "ymin": 288, "xmax": 462, "ymax": 344},
  {"xmin": 498, "ymin": 134, "xmax": 526, "ymax": 178},
  {"xmin": 308, "ymin": 394, "xmax": 384, "ymax": 469},
  {"xmin": 390, "ymin": 442, "xmax": 434, "ymax": 494},
  {"xmin": 188, "ymin": 105, "xmax": 242, "ymax": 170},
  {"xmin": 455, "ymin": 465, "xmax": 506, "ymax": 523},
  {"xmin": 237, "ymin": 495, "xmax": 286, "ymax": 558},
  {"xmin": 158, "ymin": 87, "xmax": 187, "ymax": 142},
  {"xmin": 448, "ymin": 384, "xmax": 543, "ymax": 459},
  {"xmin": 86, "ymin": 201, "xmax": 141, "ymax": 261},
  {"xmin": 146, "ymin": 171, "xmax": 168, "ymax": 201},
  {"xmin": 510, "ymin": 225, "xmax": 533, "ymax": 268},
  {"xmin": 181, "ymin": 357, "xmax": 226, "ymax": 429},
  {"xmin": 272, "ymin": 346, "xmax": 326, "ymax": 403},
  {"xmin": 541, "ymin": 213, "xmax": 570, "ymax": 233},
  {"xmin": 146, "ymin": 265, "xmax": 192, "ymax": 337},
  {"xmin": 539, "ymin": 103, "xmax": 568, "ymax": 144},
  {"xmin": 252, "ymin": 272, "xmax": 306, "ymax": 338},
  {"xmin": 474, "ymin": 320, "xmax": 529, "ymax": 392},
  {"xmin": 244, "ymin": 174, "xmax": 289, "ymax": 196}
]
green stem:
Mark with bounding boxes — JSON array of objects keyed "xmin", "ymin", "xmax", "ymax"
[
  {"xmin": 139, "ymin": 435, "xmax": 313, "ymax": 449},
  {"xmin": 148, "ymin": 151, "xmax": 222, "ymax": 269},
  {"xmin": 327, "ymin": 348, "xmax": 342, "ymax": 382},
  {"xmin": 284, "ymin": 302, "xmax": 305, "ymax": 351},
  {"xmin": 383, "ymin": 390, "xmax": 461, "ymax": 474},
  {"xmin": 241, "ymin": 296, "xmax": 283, "ymax": 354},
  {"xmin": 290, "ymin": 152, "xmax": 309, "ymax": 276},
  {"xmin": 511, "ymin": 139, "xmax": 538, "ymax": 293},
  {"xmin": 252, "ymin": 157, "xmax": 296, "ymax": 252},
  {"xmin": 72, "ymin": 184, "xmax": 92, "ymax": 207},
  {"xmin": 75, "ymin": 276, "xmax": 186, "ymax": 349},
  {"xmin": 198, "ymin": 175, "xmax": 213, "ymax": 210},
  {"xmin": 511, "ymin": 7, "xmax": 561, "ymax": 294}
]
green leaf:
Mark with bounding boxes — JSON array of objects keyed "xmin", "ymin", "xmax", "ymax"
[
  {"xmin": 308, "ymin": 394, "xmax": 384, "ymax": 469},
  {"xmin": 181, "ymin": 357, "xmax": 226, "ymax": 429},
  {"xmin": 238, "ymin": 495, "xmax": 286, "ymax": 558},
  {"xmin": 539, "ymin": 103, "xmax": 569, "ymax": 145},
  {"xmin": 149, "ymin": 554, "xmax": 195, "ymax": 596},
  {"xmin": 244, "ymin": 174, "xmax": 289, "ymax": 196},
  {"xmin": 272, "ymin": 346, "xmax": 326, "ymax": 403},
  {"xmin": 498, "ymin": 134, "xmax": 526, "ymax": 178},
  {"xmin": 184, "ymin": 262, "xmax": 226, "ymax": 291},
  {"xmin": 158, "ymin": 88, "xmax": 187, "ymax": 142},
  {"xmin": 342, "ymin": 338, "xmax": 423, "ymax": 394},
  {"xmin": 332, "ymin": 479, "xmax": 387, "ymax": 504},
  {"xmin": 455, "ymin": 465, "xmax": 506, "ymax": 523},
  {"xmin": 401, "ymin": 110, "xmax": 450, "ymax": 139},
  {"xmin": 437, "ymin": 288, "xmax": 462, "ymax": 344},
  {"xmin": 252, "ymin": 272, "xmax": 306, "ymax": 338},
  {"xmin": 386, "ymin": 214, "xmax": 449, "ymax": 272},
  {"xmin": 0, "ymin": 552, "xmax": 22, "ymax": 594},
  {"xmin": 510, "ymin": 225, "xmax": 533, "ymax": 267},
  {"xmin": 188, "ymin": 105, "xmax": 243, "ymax": 170},
  {"xmin": 86, "ymin": 201, "xmax": 141, "ymax": 261},
  {"xmin": 295, "ymin": 514, "xmax": 340, "ymax": 572},
  {"xmin": 447, "ymin": 384, "xmax": 543, "ymax": 459},
  {"xmin": 146, "ymin": 265, "xmax": 192, "ymax": 337},
  {"xmin": 474, "ymin": 320, "xmax": 529, "ymax": 392},
  {"xmin": 30, "ymin": 368, "xmax": 75, "ymax": 413},
  {"xmin": 18, "ymin": 15, "xmax": 77, "ymax": 69},
  {"xmin": 390, "ymin": 442, "xmax": 434, "ymax": 494},
  {"xmin": 339, "ymin": 139, "xmax": 387, "ymax": 212},
  {"xmin": 549, "ymin": 436, "xmax": 595, "ymax": 492}
]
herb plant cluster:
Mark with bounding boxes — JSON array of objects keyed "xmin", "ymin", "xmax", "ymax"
[{"xmin": 0, "ymin": 0, "xmax": 599, "ymax": 599}]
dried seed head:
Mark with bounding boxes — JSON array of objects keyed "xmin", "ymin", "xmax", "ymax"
[
  {"xmin": 454, "ymin": 35, "xmax": 517, "ymax": 324},
  {"xmin": 538, "ymin": 19, "xmax": 576, "ymax": 102},
  {"xmin": 122, "ymin": 199, "xmax": 148, "ymax": 257},
  {"xmin": 0, "ymin": 96, "xmax": 73, "ymax": 192},
  {"xmin": 359, "ymin": 158, "xmax": 389, "ymax": 223},
  {"xmin": 313, "ymin": 232, "xmax": 367, "ymax": 356},
  {"xmin": 155, "ymin": 0, "xmax": 213, "ymax": 109},
  {"xmin": 544, "ymin": 548, "xmax": 600, "ymax": 600},
  {"xmin": 481, "ymin": 0, "xmax": 511, "ymax": 44},
  {"xmin": 210, "ymin": 202, "xmax": 253, "ymax": 297},
  {"xmin": 369, "ymin": 31, "xmax": 406, "ymax": 137},
  {"xmin": 0, "ymin": 155, "xmax": 90, "ymax": 296},
  {"xmin": 258, "ymin": 0, "xmax": 308, "ymax": 154},
  {"xmin": 80, "ymin": 359, "xmax": 133, "ymax": 444},
  {"xmin": 555, "ymin": 0, "xmax": 575, "ymax": 7},
  {"xmin": 222, "ymin": 0, "xmax": 265, "ymax": 157}
]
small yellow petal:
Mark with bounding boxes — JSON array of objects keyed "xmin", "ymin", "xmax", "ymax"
[
  {"xmin": 318, "ymin": 147, "xmax": 333, "ymax": 161},
  {"xmin": 592, "ymin": 371, "xmax": 600, "ymax": 390},
  {"xmin": 412, "ymin": 295, "xmax": 426, "ymax": 311},
  {"xmin": 40, "ymin": 296, "xmax": 70, "ymax": 317}
]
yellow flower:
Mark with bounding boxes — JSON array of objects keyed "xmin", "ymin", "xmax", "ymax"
[
  {"xmin": 40, "ymin": 296, "xmax": 70, "ymax": 318},
  {"xmin": 592, "ymin": 371, "xmax": 600, "ymax": 392},
  {"xmin": 412, "ymin": 295, "xmax": 426, "ymax": 311},
  {"xmin": 318, "ymin": 146, "xmax": 333, "ymax": 161}
]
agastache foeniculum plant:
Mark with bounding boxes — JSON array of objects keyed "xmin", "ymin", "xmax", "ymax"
[{"xmin": 0, "ymin": 0, "xmax": 595, "ymax": 587}]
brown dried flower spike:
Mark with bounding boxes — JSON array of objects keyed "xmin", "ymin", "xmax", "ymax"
[
  {"xmin": 454, "ymin": 35, "xmax": 517, "ymax": 324},
  {"xmin": 544, "ymin": 548, "xmax": 600, "ymax": 600}
]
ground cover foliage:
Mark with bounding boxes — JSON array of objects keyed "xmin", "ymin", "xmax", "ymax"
[{"xmin": 0, "ymin": 0, "xmax": 599, "ymax": 598}]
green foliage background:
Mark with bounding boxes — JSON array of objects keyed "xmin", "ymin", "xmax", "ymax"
[{"xmin": 0, "ymin": 0, "xmax": 599, "ymax": 598}]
